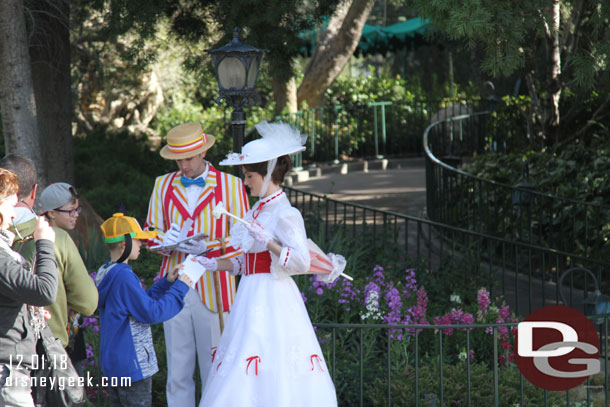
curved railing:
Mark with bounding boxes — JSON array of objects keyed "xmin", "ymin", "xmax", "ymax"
[
  {"xmin": 285, "ymin": 186, "xmax": 609, "ymax": 316},
  {"xmin": 282, "ymin": 103, "xmax": 610, "ymax": 406},
  {"xmin": 423, "ymin": 112, "xmax": 610, "ymax": 263}
]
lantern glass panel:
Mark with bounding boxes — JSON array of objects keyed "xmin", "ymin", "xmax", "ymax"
[
  {"xmin": 218, "ymin": 57, "xmax": 246, "ymax": 89},
  {"xmin": 246, "ymin": 56, "xmax": 260, "ymax": 88}
]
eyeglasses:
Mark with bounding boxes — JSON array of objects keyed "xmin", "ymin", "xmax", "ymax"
[{"xmin": 54, "ymin": 206, "xmax": 82, "ymax": 217}]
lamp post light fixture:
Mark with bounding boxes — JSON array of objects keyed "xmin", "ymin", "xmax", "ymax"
[{"xmin": 206, "ymin": 27, "xmax": 269, "ymax": 156}]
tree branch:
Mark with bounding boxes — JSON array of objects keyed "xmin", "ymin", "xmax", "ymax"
[{"xmin": 573, "ymin": 94, "xmax": 610, "ymax": 139}]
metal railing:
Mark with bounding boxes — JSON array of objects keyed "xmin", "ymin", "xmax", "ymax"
[
  {"xmin": 286, "ymin": 186, "xmax": 609, "ymax": 406},
  {"xmin": 313, "ymin": 318, "xmax": 610, "ymax": 407},
  {"xmin": 276, "ymin": 100, "xmax": 485, "ymax": 164},
  {"xmin": 423, "ymin": 113, "xmax": 610, "ymax": 265},
  {"xmin": 285, "ymin": 186, "xmax": 609, "ymax": 317}
]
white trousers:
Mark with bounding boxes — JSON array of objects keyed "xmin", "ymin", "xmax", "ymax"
[{"xmin": 165, "ymin": 288, "xmax": 228, "ymax": 407}]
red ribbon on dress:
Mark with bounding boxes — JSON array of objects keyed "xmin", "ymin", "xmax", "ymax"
[
  {"xmin": 246, "ymin": 356, "xmax": 261, "ymax": 376},
  {"xmin": 211, "ymin": 347, "xmax": 217, "ymax": 363},
  {"xmin": 252, "ymin": 190, "xmax": 284, "ymax": 219},
  {"xmin": 310, "ymin": 354, "xmax": 325, "ymax": 372}
]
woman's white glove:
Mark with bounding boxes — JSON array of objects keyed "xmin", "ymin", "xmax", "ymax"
[
  {"xmin": 177, "ymin": 239, "xmax": 207, "ymax": 255},
  {"xmin": 163, "ymin": 223, "xmax": 182, "ymax": 246},
  {"xmin": 246, "ymin": 222, "xmax": 272, "ymax": 246},
  {"xmin": 195, "ymin": 256, "xmax": 218, "ymax": 272}
]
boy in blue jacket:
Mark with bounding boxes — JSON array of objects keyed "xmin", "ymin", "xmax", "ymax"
[{"xmin": 96, "ymin": 213, "xmax": 192, "ymax": 407}]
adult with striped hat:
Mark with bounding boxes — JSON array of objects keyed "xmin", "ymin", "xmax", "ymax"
[{"xmin": 144, "ymin": 122, "xmax": 249, "ymax": 407}]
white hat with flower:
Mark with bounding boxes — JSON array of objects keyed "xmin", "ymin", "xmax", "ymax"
[{"xmin": 219, "ymin": 121, "xmax": 307, "ymax": 166}]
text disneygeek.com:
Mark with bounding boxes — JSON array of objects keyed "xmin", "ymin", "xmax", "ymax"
[{"xmin": 5, "ymin": 354, "xmax": 131, "ymax": 388}]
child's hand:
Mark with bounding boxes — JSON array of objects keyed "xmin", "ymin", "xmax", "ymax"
[
  {"xmin": 167, "ymin": 264, "xmax": 183, "ymax": 282},
  {"xmin": 178, "ymin": 274, "xmax": 193, "ymax": 287}
]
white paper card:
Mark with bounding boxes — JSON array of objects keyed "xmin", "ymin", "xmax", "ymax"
[{"xmin": 178, "ymin": 255, "xmax": 205, "ymax": 287}]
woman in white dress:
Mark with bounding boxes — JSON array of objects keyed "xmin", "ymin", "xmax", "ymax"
[{"xmin": 196, "ymin": 122, "xmax": 339, "ymax": 407}]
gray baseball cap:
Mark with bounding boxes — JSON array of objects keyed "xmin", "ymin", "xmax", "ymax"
[{"xmin": 40, "ymin": 182, "xmax": 80, "ymax": 214}]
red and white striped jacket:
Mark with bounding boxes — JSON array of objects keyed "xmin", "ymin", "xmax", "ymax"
[{"xmin": 144, "ymin": 164, "xmax": 249, "ymax": 312}]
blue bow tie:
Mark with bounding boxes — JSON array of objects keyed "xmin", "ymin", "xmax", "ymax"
[{"xmin": 181, "ymin": 176, "xmax": 205, "ymax": 188}]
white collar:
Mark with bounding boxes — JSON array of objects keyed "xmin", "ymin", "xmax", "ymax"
[
  {"xmin": 259, "ymin": 189, "xmax": 283, "ymax": 205},
  {"xmin": 13, "ymin": 207, "xmax": 36, "ymax": 225}
]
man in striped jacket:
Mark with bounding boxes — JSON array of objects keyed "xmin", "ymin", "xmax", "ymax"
[{"xmin": 145, "ymin": 122, "xmax": 249, "ymax": 407}]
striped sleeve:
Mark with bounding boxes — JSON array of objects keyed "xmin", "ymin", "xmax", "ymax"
[
  {"xmin": 144, "ymin": 173, "xmax": 172, "ymax": 250},
  {"xmin": 210, "ymin": 173, "xmax": 250, "ymax": 260}
]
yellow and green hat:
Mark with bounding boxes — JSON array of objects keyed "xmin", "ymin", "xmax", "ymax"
[{"xmin": 100, "ymin": 213, "xmax": 157, "ymax": 243}]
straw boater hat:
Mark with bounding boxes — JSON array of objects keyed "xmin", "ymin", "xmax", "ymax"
[
  {"xmin": 219, "ymin": 121, "xmax": 306, "ymax": 166},
  {"xmin": 160, "ymin": 122, "xmax": 216, "ymax": 160}
]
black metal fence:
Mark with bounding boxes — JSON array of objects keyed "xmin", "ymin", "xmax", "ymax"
[
  {"xmin": 285, "ymin": 186, "xmax": 609, "ymax": 317},
  {"xmin": 315, "ymin": 319, "xmax": 610, "ymax": 407},
  {"xmin": 423, "ymin": 113, "xmax": 610, "ymax": 266},
  {"xmin": 276, "ymin": 100, "xmax": 487, "ymax": 164}
]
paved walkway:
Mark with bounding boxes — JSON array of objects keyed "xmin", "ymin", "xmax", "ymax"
[{"xmin": 289, "ymin": 158, "xmax": 427, "ymax": 218}]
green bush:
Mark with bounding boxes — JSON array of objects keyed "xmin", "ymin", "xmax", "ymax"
[
  {"xmin": 462, "ymin": 134, "xmax": 610, "ymax": 261},
  {"xmin": 367, "ymin": 360, "xmax": 565, "ymax": 407},
  {"xmin": 75, "ymin": 130, "xmax": 173, "ymax": 221}
]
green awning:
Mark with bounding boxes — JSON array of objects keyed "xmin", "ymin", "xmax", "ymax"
[{"xmin": 299, "ymin": 17, "xmax": 430, "ymax": 57}]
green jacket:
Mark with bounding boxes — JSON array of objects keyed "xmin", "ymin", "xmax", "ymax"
[{"xmin": 12, "ymin": 219, "xmax": 98, "ymax": 346}]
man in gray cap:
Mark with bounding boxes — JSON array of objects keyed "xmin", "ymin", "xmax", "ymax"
[{"xmin": 14, "ymin": 177, "xmax": 98, "ymax": 371}]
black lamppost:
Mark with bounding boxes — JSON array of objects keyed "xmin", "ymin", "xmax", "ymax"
[{"xmin": 206, "ymin": 27, "xmax": 269, "ymax": 156}]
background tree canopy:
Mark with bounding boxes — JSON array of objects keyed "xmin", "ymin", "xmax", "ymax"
[{"xmin": 412, "ymin": 0, "xmax": 610, "ymax": 145}]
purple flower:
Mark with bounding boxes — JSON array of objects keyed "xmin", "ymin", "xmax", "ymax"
[
  {"xmin": 477, "ymin": 288, "xmax": 491, "ymax": 314},
  {"xmin": 89, "ymin": 271, "xmax": 97, "ymax": 282},
  {"xmin": 434, "ymin": 314, "xmax": 454, "ymax": 336},
  {"xmin": 86, "ymin": 344, "xmax": 94, "ymax": 359},
  {"xmin": 301, "ymin": 291, "xmax": 307, "ymax": 303},
  {"xmin": 81, "ymin": 317, "xmax": 98, "ymax": 328},
  {"xmin": 315, "ymin": 287, "xmax": 324, "ymax": 296},
  {"xmin": 364, "ymin": 282, "xmax": 380, "ymax": 304},
  {"xmin": 461, "ymin": 312, "xmax": 474, "ymax": 325},
  {"xmin": 402, "ymin": 268, "xmax": 417, "ymax": 298},
  {"xmin": 498, "ymin": 305, "xmax": 510, "ymax": 320}
]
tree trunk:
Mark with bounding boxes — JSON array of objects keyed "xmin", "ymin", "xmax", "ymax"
[
  {"xmin": 543, "ymin": 0, "xmax": 561, "ymax": 145},
  {"xmin": 28, "ymin": 0, "xmax": 74, "ymax": 183},
  {"xmin": 0, "ymin": 0, "xmax": 47, "ymax": 186},
  {"xmin": 272, "ymin": 76, "xmax": 297, "ymax": 116},
  {"xmin": 297, "ymin": 0, "xmax": 375, "ymax": 108}
]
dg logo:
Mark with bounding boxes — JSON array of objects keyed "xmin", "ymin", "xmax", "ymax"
[{"xmin": 514, "ymin": 305, "xmax": 600, "ymax": 391}]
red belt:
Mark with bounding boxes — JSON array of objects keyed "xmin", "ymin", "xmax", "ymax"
[{"xmin": 244, "ymin": 251, "xmax": 272, "ymax": 276}]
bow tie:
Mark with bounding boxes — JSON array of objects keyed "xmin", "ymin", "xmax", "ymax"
[{"xmin": 181, "ymin": 176, "xmax": 205, "ymax": 188}]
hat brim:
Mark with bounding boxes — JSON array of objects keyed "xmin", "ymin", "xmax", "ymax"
[
  {"xmin": 219, "ymin": 146, "xmax": 305, "ymax": 166},
  {"xmin": 160, "ymin": 135, "xmax": 216, "ymax": 160},
  {"xmin": 135, "ymin": 230, "xmax": 157, "ymax": 240}
]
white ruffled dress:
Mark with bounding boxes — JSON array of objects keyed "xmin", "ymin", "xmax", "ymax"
[{"xmin": 199, "ymin": 190, "xmax": 337, "ymax": 407}]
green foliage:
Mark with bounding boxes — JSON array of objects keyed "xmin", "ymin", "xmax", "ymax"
[
  {"xmin": 413, "ymin": 0, "xmax": 610, "ymax": 86},
  {"xmin": 169, "ymin": 0, "xmax": 340, "ymax": 83},
  {"xmin": 279, "ymin": 70, "xmax": 483, "ymax": 161},
  {"xmin": 74, "ymin": 130, "xmax": 173, "ymax": 221},
  {"xmin": 417, "ymin": 254, "xmax": 492, "ymax": 318},
  {"xmin": 462, "ymin": 135, "xmax": 610, "ymax": 260},
  {"xmin": 368, "ymin": 360, "xmax": 566, "ymax": 407},
  {"xmin": 411, "ymin": 0, "xmax": 610, "ymax": 144}
]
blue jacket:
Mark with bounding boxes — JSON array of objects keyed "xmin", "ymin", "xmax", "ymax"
[{"xmin": 96, "ymin": 261, "xmax": 189, "ymax": 381}]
